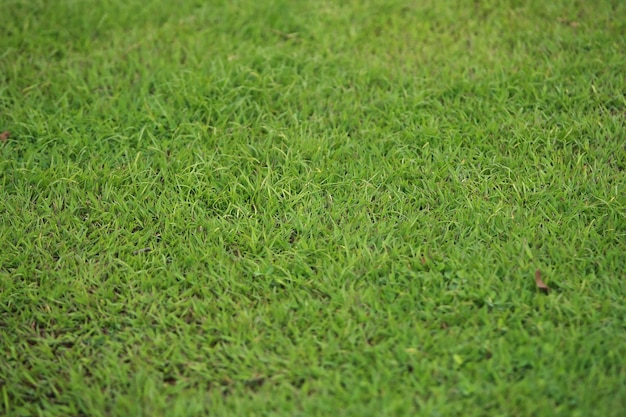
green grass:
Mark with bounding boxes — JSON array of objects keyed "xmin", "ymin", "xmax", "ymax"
[{"xmin": 1, "ymin": 0, "xmax": 625, "ymax": 415}]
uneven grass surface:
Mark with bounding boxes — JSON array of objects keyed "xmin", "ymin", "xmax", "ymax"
[{"xmin": 1, "ymin": 0, "xmax": 625, "ymax": 415}]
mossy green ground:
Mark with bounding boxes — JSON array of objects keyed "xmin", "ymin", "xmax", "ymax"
[{"xmin": 1, "ymin": 0, "xmax": 625, "ymax": 416}]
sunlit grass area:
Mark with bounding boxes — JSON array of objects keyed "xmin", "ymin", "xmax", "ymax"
[{"xmin": 1, "ymin": 0, "xmax": 625, "ymax": 415}]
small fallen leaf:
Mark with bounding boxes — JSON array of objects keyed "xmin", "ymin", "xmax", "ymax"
[
  {"xmin": 0, "ymin": 131, "xmax": 9, "ymax": 142},
  {"xmin": 535, "ymin": 269, "xmax": 550, "ymax": 293}
]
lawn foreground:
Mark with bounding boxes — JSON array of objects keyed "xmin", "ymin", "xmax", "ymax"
[{"xmin": 1, "ymin": 0, "xmax": 625, "ymax": 416}]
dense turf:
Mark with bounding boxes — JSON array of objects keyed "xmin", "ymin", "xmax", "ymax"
[{"xmin": 1, "ymin": 0, "xmax": 625, "ymax": 415}]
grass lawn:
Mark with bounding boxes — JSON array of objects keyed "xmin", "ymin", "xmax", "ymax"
[{"xmin": 1, "ymin": 0, "xmax": 625, "ymax": 415}]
